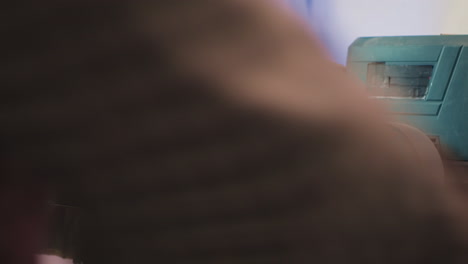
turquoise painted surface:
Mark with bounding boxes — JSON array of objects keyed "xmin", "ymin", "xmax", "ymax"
[{"xmin": 347, "ymin": 35, "xmax": 468, "ymax": 160}]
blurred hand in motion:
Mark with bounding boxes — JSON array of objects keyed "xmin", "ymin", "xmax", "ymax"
[{"xmin": 1, "ymin": 1, "xmax": 467, "ymax": 264}]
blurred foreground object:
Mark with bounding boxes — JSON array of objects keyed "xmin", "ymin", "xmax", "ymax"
[
  {"xmin": 42, "ymin": 204, "xmax": 81, "ymax": 263},
  {"xmin": 2, "ymin": 1, "xmax": 468, "ymax": 264},
  {"xmin": 37, "ymin": 255, "xmax": 73, "ymax": 264}
]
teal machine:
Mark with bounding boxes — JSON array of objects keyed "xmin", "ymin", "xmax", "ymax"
[{"xmin": 347, "ymin": 35, "xmax": 468, "ymax": 162}]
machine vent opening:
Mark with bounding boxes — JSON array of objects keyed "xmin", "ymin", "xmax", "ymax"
[{"xmin": 367, "ymin": 63, "xmax": 433, "ymax": 99}]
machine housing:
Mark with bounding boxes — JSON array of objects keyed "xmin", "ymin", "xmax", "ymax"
[{"xmin": 347, "ymin": 35, "xmax": 468, "ymax": 161}]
